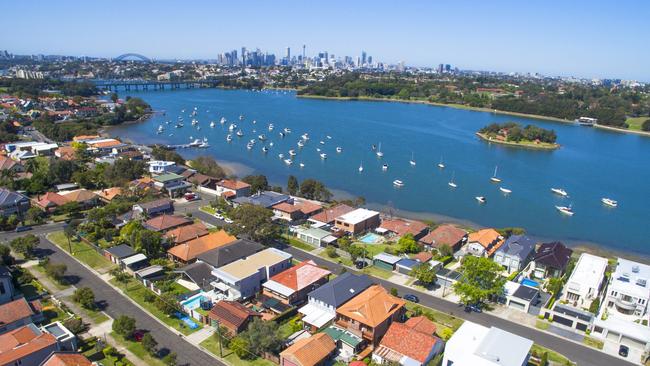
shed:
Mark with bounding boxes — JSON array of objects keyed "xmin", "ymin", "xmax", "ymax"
[
  {"xmin": 121, "ymin": 253, "xmax": 148, "ymax": 272},
  {"xmin": 372, "ymin": 253, "xmax": 401, "ymax": 271},
  {"xmin": 105, "ymin": 244, "xmax": 136, "ymax": 264}
]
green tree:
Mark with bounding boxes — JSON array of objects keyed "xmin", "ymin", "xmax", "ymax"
[
  {"xmin": 438, "ymin": 244, "xmax": 453, "ymax": 258},
  {"xmin": 325, "ymin": 246, "xmax": 339, "ymax": 258},
  {"xmin": 411, "ymin": 263, "xmax": 437, "ymax": 286},
  {"xmin": 390, "ymin": 288, "xmax": 399, "ymax": 297},
  {"xmin": 26, "ymin": 207, "xmax": 46, "ymax": 224},
  {"xmin": 439, "ymin": 328, "xmax": 454, "ymax": 341},
  {"xmin": 73, "ymin": 287, "xmax": 96, "ymax": 309},
  {"xmin": 588, "ymin": 298, "xmax": 600, "ymax": 314},
  {"xmin": 299, "ymin": 179, "xmax": 332, "ymax": 201},
  {"xmin": 398, "ymin": 234, "xmax": 420, "ymax": 254},
  {"xmin": 242, "ymin": 174, "xmax": 269, "ymax": 193},
  {"xmin": 134, "ymin": 229, "xmax": 163, "ymax": 257},
  {"xmin": 287, "ymin": 175, "xmax": 299, "ymax": 195},
  {"xmin": 229, "ymin": 204, "xmax": 280, "ymax": 244},
  {"xmin": 110, "ymin": 93, "xmax": 118, "ymax": 103},
  {"xmin": 191, "ymin": 156, "xmax": 226, "ymax": 179},
  {"xmin": 0, "ymin": 244, "xmax": 14, "ymax": 265},
  {"xmin": 547, "ymin": 277, "xmax": 563, "ymax": 296},
  {"xmin": 241, "ymin": 318, "xmax": 284, "ymax": 355},
  {"xmin": 112, "ymin": 315, "xmax": 136, "ymax": 339},
  {"xmin": 346, "ymin": 244, "xmax": 366, "ymax": 262},
  {"xmin": 155, "ymin": 293, "xmax": 180, "ymax": 315},
  {"xmin": 9, "ymin": 235, "xmax": 39, "ymax": 258},
  {"xmin": 162, "ymin": 352, "xmax": 177, "ymax": 366},
  {"xmin": 453, "ymin": 256, "xmax": 506, "ymax": 305},
  {"xmin": 229, "ymin": 336, "xmax": 251, "ymax": 359},
  {"xmin": 141, "ymin": 333, "xmax": 158, "ymax": 356},
  {"xmin": 642, "ymin": 119, "xmax": 650, "ymax": 132},
  {"xmin": 45, "ymin": 263, "xmax": 67, "ymax": 284}
]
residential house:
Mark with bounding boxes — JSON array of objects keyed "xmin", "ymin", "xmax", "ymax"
[
  {"xmin": 147, "ymin": 160, "xmax": 176, "ymax": 174},
  {"xmin": 378, "ymin": 218, "xmax": 428, "ymax": 240},
  {"xmin": 442, "ymin": 321, "xmax": 533, "ymax": 366},
  {"xmin": 493, "ymin": 235, "xmax": 536, "ymax": 273},
  {"xmin": 334, "ymin": 208, "xmax": 381, "ymax": 235},
  {"xmin": 167, "ymin": 230, "xmax": 237, "ymax": 264},
  {"xmin": 211, "ymin": 248, "xmax": 293, "ymax": 300},
  {"xmin": 531, "ymin": 242, "xmax": 573, "ymax": 279},
  {"xmin": 335, "ymin": 285, "xmax": 406, "ymax": 346},
  {"xmin": 232, "ymin": 191, "xmax": 290, "ymax": 208},
  {"xmin": 372, "ymin": 321, "xmax": 443, "ymax": 366},
  {"xmin": 418, "ymin": 224, "xmax": 467, "ymax": 252},
  {"xmin": 309, "ymin": 204, "xmax": 355, "ymax": 227},
  {"xmin": 0, "ymin": 188, "xmax": 30, "ymax": 218},
  {"xmin": 372, "ymin": 253, "xmax": 402, "ymax": 271},
  {"xmin": 562, "ymin": 253, "xmax": 608, "ymax": 309},
  {"xmin": 299, "ymin": 273, "xmax": 373, "ymax": 332},
  {"xmin": 262, "ymin": 260, "xmax": 331, "ymax": 306},
  {"xmin": 41, "ymin": 352, "xmax": 92, "ymax": 366},
  {"xmin": 104, "ymin": 244, "xmax": 136, "ymax": 265},
  {"xmin": 411, "ymin": 252, "xmax": 433, "ymax": 264},
  {"xmin": 164, "ymin": 222, "xmax": 209, "ymax": 245},
  {"xmin": 280, "ymin": 333, "xmax": 336, "ymax": 366},
  {"xmin": 72, "ymin": 135, "xmax": 100, "ymax": 142},
  {"xmin": 130, "ymin": 177, "xmax": 157, "ymax": 192},
  {"xmin": 34, "ymin": 192, "xmax": 68, "ymax": 213},
  {"xmin": 208, "ymin": 300, "xmax": 262, "ymax": 335},
  {"xmin": 395, "ymin": 258, "xmax": 420, "ymax": 275},
  {"xmin": 40, "ymin": 322, "xmax": 76, "ymax": 351},
  {"xmin": 273, "ymin": 199, "xmax": 322, "ymax": 222},
  {"xmin": 58, "ymin": 189, "xmax": 98, "ymax": 209},
  {"xmin": 143, "ymin": 214, "xmax": 191, "ymax": 232},
  {"xmin": 120, "ymin": 254, "xmax": 148, "ymax": 274},
  {"xmin": 176, "ymin": 262, "xmax": 216, "ymax": 291},
  {"xmin": 152, "ymin": 173, "xmax": 191, "ymax": 198},
  {"xmin": 0, "ymin": 298, "xmax": 43, "ymax": 334},
  {"xmin": 503, "ymin": 281, "xmax": 540, "ymax": 313},
  {"xmin": 0, "ymin": 266, "xmax": 18, "ymax": 305},
  {"xmin": 592, "ymin": 317, "xmax": 650, "ymax": 355},
  {"xmin": 188, "ymin": 173, "xmax": 220, "ymax": 191},
  {"xmin": 603, "ymin": 258, "xmax": 650, "ymax": 321},
  {"xmin": 54, "ymin": 146, "xmax": 76, "ymax": 161},
  {"xmin": 86, "ymin": 138, "xmax": 125, "ymax": 153},
  {"xmin": 0, "ymin": 156, "xmax": 25, "ymax": 175},
  {"xmin": 196, "ymin": 239, "xmax": 265, "ymax": 269},
  {"xmin": 95, "ymin": 187, "xmax": 122, "ymax": 203},
  {"xmin": 294, "ymin": 227, "xmax": 338, "ymax": 248},
  {"xmin": 0, "ymin": 324, "xmax": 59, "ymax": 366},
  {"xmin": 133, "ymin": 198, "xmax": 174, "ymax": 218},
  {"xmin": 466, "ymin": 228, "xmax": 504, "ymax": 257},
  {"xmin": 215, "ymin": 179, "xmax": 251, "ymax": 199}
]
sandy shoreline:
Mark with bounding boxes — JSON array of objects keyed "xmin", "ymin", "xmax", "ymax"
[{"xmin": 475, "ymin": 132, "xmax": 560, "ymax": 150}]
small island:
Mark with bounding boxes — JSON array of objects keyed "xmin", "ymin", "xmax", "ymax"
[{"xmin": 477, "ymin": 122, "xmax": 560, "ymax": 150}]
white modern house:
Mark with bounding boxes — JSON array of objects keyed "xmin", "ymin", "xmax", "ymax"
[
  {"xmin": 443, "ymin": 321, "xmax": 533, "ymax": 366},
  {"xmin": 561, "ymin": 253, "xmax": 608, "ymax": 310},
  {"xmin": 603, "ymin": 258, "xmax": 650, "ymax": 321},
  {"xmin": 147, "ymin": 160, "xmax": 176, "ymax": 174}
]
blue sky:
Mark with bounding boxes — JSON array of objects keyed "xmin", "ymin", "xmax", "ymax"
[{"xmin": 1, "ymin": 0, "xmax": 649, "ymax": 80}]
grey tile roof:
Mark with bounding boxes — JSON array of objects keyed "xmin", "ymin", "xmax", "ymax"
[
  {"xmin": 0, "ymin": 188, "xmax": 29, "ymax": 207},
  {"xmin": 196, "ymin": 239, "xmax": 264, "ymax": 268},
  {"xmin": 232, "ymin": 191, "xmax": 290, "ymax": 208},
  {"xmin": 105, "ymin": 244, "xmax": 136, "ymax": 259},
  {"xmin": 307, "ymin": 272, "xmax": 373, "ymax": 308},
  {"xmin": 512, "ymin": 284, "xmax": 539, "ymax": 302},
  {"xmin": 176, "ymin": 262, "xmax": 216, "ymax": 291},
  {"xmin": 497, "ymin": 235, "xmax": 536, "ymax": 260}
]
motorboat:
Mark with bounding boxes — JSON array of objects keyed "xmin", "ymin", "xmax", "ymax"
[
  {"xmin": 336, "ymin": 147, "xmax": 343, "ymax": 153},
  {"xmin": 327, "ymin": 135, "xmax": 332, "ymax": 139},
  {"xmin": 376, "ymin": 142, "xmax": 384, "ymax": 158},
  {"xmin": 301, "ymin": 133, "xmax": 310, "ymax": 140},
  {"xmin": 210, "ymin": 121, "xmax": 215, "ymax": 128},
  {"xmin": 448, "ymin": 172, "xmax": 457, "ymax": 188},
  {"xmin": 490, "ymin": 166, "xmax": 501, "ymax": 183},
  {"xmin": 284, "ymin": 127, "xmax": 292, "ymax": 133},
  {"xmin": 258, "ymin": 134, "xmax": 267, "ymax": 141},
  {"xmin": 252, "ymin": 120, "xmax": 257, "ymax": 124},
  {"xmin": 228, "ymin": 123, "xmax": 236, "ymax": 131},
  {"xmin": 320, "ymin": 140, "xmax": 325, "ymax": 145},
  {"xmin": 239, "ymin": 114, "xmax": 244, "ymax": 120},
  {"xmin": 358, "ymin": 162, "xmax": 364, "ymax": 172},
  {"xmin": 279, "ymin": 132, "xmax": 285, "ymax": 138},
  {"xmin": 220, "ymin": 117, "xmax": 226, "ymax": 124},
  {"xmin": 382, "ymin": 163, "xmax": 389, "ymax": 171},
  {"xmin": 393, "ymin": 179, "xmax": 404, "ymax": 187},
  {"xmin": 249, "ymin": 139, "xmax": 256, "ymax": 145},
  {"xmin": 175, "ymin": 123, "xmax": 184, "ymax": 128},
  {"xmin": 299, "ymin": 162, "xmax": 305, "ymax": 168},
  {"xmin": 289, "ymin": 149, "xmax": 297, "ymax": 156},
  {"xmin": 269, "ymin": 142, "xmax": 274, "ymax": 147},
  {"xmin": 236, "ymin": 130, "xmax": 244, "ymax": 137},
  {"xmin": 297, "ymin": 140, "xmax": 305, "ymax": 148},
  {"xmin": 278, "ymin": 153, "xmax": 284, "ymax": 159},
  {"xmin": 268, "ymin": 124, "xmax": 274, "ymax": 131},
  {"xmin": 262, "ymin": 146, "xmax": 269, "ymax": 153},
  {"xmin": 316, "ymin": 148, "xmax": 321, "ymax": 152},
  {"xmin": 246, "ymin": 142, "xmax": 254, "ymax": 150},
  {"xmin": 409, "ymin": 152, "xmax": 416, "ymax": 166},
  {"xmin": 438, "ymin": 156, "xmax": 445, "ymax": 169},
  {"xmin": 556, "ymin": 205, "xmax": 574, "ymax": 216},
  {"xmin": 601, "ymin": 198, "xmax": 618, "ymax": 207},
  {"xmin": 284, "ymin": 158, "xmax": 293, "ymax": 165},
  {"xmin": 551, "ymin": 188, "xmax": 568, "ymax": 197},
  {"xmin": 320, "ymin": 153, "xmax": 327, "ymax": 159},
  {"xmin": 191, "ymin": 119, "xmax": 198, "ymax": 126},
  {"xmin": 476, "ymin": 196, "xmax": 487, "ymax": 203},
  {"xmin": 226, "ymin": 134, "xmax": 233, "ymax": 142},
  {"xmin": 499, "ymin": 187, "xmax": 512, "ymax": 194}
]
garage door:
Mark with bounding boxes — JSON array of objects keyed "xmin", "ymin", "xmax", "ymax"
[
  {"xmin": 621, "ymin": 336, "xmax": 646, "ymax": 350},
  {"xmin": 552, "ymin": 315, "xmax": 573, "ymax": 328},
  {"xmin": 509, "ymin": 300, "xmax": 526, "ymax": 311},
  {"xmin": 606, "ymin": 331, "xmax": 620, "ymax": 342}
]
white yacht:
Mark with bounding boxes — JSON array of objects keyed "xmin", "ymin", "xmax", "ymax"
[
  {"xmin": 228, "ymin": 123, "xmax": 236, "ymax": 131},
  {"xmin": 289, "ymin": 149, "xmax": 297, "ymax": 156},
  {"xmin": 327, "ymin": 135, "xmax": 332, "ymax": 139},
  {"xmin": 268, "ymin": 124, "xmax": 274, "ymax": 131},
  {"xmin": 409, "ymin": 152, "xmax": 416, "ymax": 166},
  {"xmin": 258, "ymin": 134, "xmax": 267, "ymax": 141},
  {"xmin": 551, "ymin": 188, "xmax": 568, "ymax": 197},
  {"xmin": 239, "ymin": 114, "xmax": 244, "ymax": 120},
  {"xmin": 556, "ymin": 205, "xmax": 574, "ymax": 216},
  {"xmin": 299, "ymin": 162, "xmax": 305, "ymax": 168},
  {"xmin": 246, "ymin": 142, "xmax": 254, "ymax": 150},
  {"xmin": 278, "ymin": 153, "xmax": 284, "ymax": 159},
  {"xmin": 336, "ymin": 147, "xmax": 343, "ymax": 153},
  {"xmin": 262, "ymin": 146, "xmax": 269, "ymax": 153},
  {"xmin": 284, "ymin": 158, "xmax": 293, "ymax": 165},
  {"xmin": 236, "ymin": 130, "xmax": 244, "ymax": 137},
  {"xmin": 476, "ymin": 196, "xmax": 487, "ymax": 203},
  {"xmin": 393, "ymin": 179, "xmax": 405, "ymax": 187},
  {"xmin": 226, "ymin": 134, "xmax": 233, "ymax": 142},
  {"xmin": 358, "ymin": 162, "xmax": 364, "ymax": 173},
  {"xmin": 297, "ymin": 140, "xmax": 305, "ymax": 148},
  {"xmin": 320, "ymin": 140, "xmax": 325, "ymax": 145},
  {"xmin": 376, "ymin": 142, "xmax": 384, "ymax": 158},
  {"xmin": 448, "ymin": 172, "xmax": 457, "ymax": 188},
  {"xmin": 284, "ymin": 127, "xmax": 292, "ymax": 133},
  {"xmin": 438, "ymin": 156, "xmax": 445, "ymax": 169},
  {"xmin": 320, "ymin": 153, "xmax": 327, "ymax": 159},
  {"xmin": 382, "ymin": 163, "xmax": 389, "ymax": 171},
  {"xmin": 210, "ymin": 121, "xmax": 215, "ymax": 128},
  {"xmin": 499, "ymin": 187, "xmax": 512, "ymax": 194},
  {"xmin": 601, "ymin": 198, "xmax": 618, "ymax": 207},
  {"xmin": 279, "ymin": 132, "xmax": 285, "ymax": 138},
  {"xmin": 220, "ymin": 117, "xmax": 227, "ymax": 124},
  {"xmin": 301, "ymin": 133, "xmax": 310, "ymax": 140},
  {"xmin": 191, "ymin": 119, "xmax": 198, "ymax": 126},
  {"xmin": 490, "ymin": 166, "xmax": 502, "ymax": 183}
]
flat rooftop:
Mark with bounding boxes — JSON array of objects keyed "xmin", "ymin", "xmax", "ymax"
[{"xmin": 337, "ymin": 208, "xmax": 379, "ymax": 225}]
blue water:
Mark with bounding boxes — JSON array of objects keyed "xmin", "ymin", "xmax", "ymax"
[
  {"xmin": 108, "ymin": 88, "xmax": 650, "ymax": 256},
  {"xmin": 521, "ymin": 279, "xmax": 539, "ymax": 288},
  {"xmin": 180, "ymin": 294, "xmax": 207, "ymax": 310},
  {"xmin": 359, "ymin": 233, "xmax": 383, "ymax": 244},
  {"xmin": 175, "ymin": 311, "xmax": 199, "ymax": 329}
]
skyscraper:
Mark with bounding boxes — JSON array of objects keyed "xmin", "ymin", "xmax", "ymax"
[
  {"xmin": 286, "ymin": 47, "xmax": 291, "ymax": 60},
  {"xmin": 361, "ymin": 51, "xmax": 367, "ymax": 66}
]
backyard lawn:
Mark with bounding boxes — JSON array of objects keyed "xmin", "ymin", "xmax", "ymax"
[
  {"xmin": 111, "ymin": 332, "xmax": 166, "ymax": 366},
  {"xmin": 283, "ymin": 235, "xmax": 316, "ymax": 252},
  {"xmin": 200, "ymin": 336, "xmax": 276, "ymax": 366},
  {"xmin": 47, "ymin": 231, "xmax": 114, "ymax": 272},
  {"xmin": 81, "ymin": 336, "xmax": 135, "ymax": 366},
  {"xmin": 361, "ymin": 265, "xmax": 394, "ymax": 279},
  {"xmin": 109, "ymin": 277, "xmax": 201, "ymax": 335}
]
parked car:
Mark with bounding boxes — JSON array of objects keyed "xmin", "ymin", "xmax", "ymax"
[
  {"xmin": 403, "ymin": 294, "xmax": 419, "ymax": 303},
  {"xmin": 464, "ymin": 303, "xmax": 482, "ymax": 313},
  {"xmin": 15, "ymin": 226, "xmax": 32, "ymax": 232},
  {"xmin": 618, "ymin": 345, "xmax": 629, "ymax": 358},
  {"xmin": 224, "ymin": 218, "xmax": 234, "ymax": 224},
  {"xmin": 214, "ymin": 212, "xmax": 224, "ymax": 220},
  {"xmin": 133, "ymin": 330, "xmax": 146, "ymax": 342},
  {"xmin": 355, "ymin": 260, "xmax": 368, "ymax": 269},
  {"xmin": 184, "ymin": 192, "xmax": 199, "ymax": 201}
]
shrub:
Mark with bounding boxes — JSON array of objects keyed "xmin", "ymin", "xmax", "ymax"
[
  {"xmin": 112, "ymin": 315, "xmax": 136, "ymax": 339},
  {"xmin": 73, "ymin": 287, "xmax": 96, "ymax": 309},
  {"xmin": 63, "ymin": 317, "xmax": 86, "ymax": 334},
  {"xmin": 143, "ymin": 291, "xmax": 156, "ymax": 303},
  {"xmin": 325, "ymin": 246, "xmax": 338, "ymax": 258},
  {"xmin": 439, "ymin": 328, "xmax": 454, "ymax": 341},
  {"xmin": 45, "ymin": 263, "xmax": 67, "ymax": 284}
]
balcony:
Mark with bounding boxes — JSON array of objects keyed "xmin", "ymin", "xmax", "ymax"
[{"xmin": 614, "ymin": 297, "xmax": 638, "ymax": 312}]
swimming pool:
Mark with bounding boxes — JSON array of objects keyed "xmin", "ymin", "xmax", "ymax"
[
  {"xmin": 521, "ymin": 278, "xmax": 539, "ymax": 288},
  {"xmin": 180, "ymin": 293, "xmax": 208, "ymax": 310},
  {"xmin": 359, "ymin": 233, "xmax": 383, "ymax": 244},
  {"xmin": 174, "ymin": 312, "xmax": 199, "ymax": 329}
]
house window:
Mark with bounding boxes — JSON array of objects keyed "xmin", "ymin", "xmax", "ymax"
[{"xmin": 0, "ymin": 282, "xmax": 5, "ymax": 295}]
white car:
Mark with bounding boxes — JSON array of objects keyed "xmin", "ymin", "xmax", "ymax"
[
  {"xmin": 213, "ymin": 213, "xmax": 224, "ymax": 220},
  {"xmin": 224, "ymin": 218, "xmax": 234, "ymax": 224}
]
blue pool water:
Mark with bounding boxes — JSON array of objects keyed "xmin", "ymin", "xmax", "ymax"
[
  {"xmin": 521, "ymin": 278, "xmax": 539, "ymax": 288},
  {"xmin": 175, "ymin": 312, "xmax": 199, "ymax": 329},
  {"xmin": 359, "ymin": 233, "xmax": 383, "ymax": 244},
  {"xmin": 180, "ymin": 294, "xmax": 207, "ymax": 310}
]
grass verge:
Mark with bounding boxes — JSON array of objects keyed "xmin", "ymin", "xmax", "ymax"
[
  {"xmin": 583, "ymin": 336, "xmax": 604, "ymax": 350},
  {"xmin": 535, "ymin": 320, "xmax": 550, "ymax": 330},
  {"xmin": 111, "ymin": 332, "xmax": 166, "ymax": 366},
  {"xmin": 109, "ymin": 277, "xmax": 201, "ymax": 335},
  {"xmin": 626, "ymin": 116, "xmax": 648, "ymax": 131},
  {"xmin": 530, "ymin": 344, "xmax": 575, "ymax": 365},
  {"xmin": 47, "ymin": 231, "xmax": 114, "ymax": 272},
  {"xmin": 283, "ymin": 235, "xmax": 316, "ymax": 252},
  {"xmin": 200, "ymin": 336, "xmax": 276, "ymax": 366}
]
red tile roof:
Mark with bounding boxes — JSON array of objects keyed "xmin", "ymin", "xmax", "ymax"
[
  {"xmin": 218, "ymin": 179, "xmax": 250, "ymax": 190},
  {"xmin": 0, "ymin": 155, "xmax": 20, "ymax": 171},
  {"xmin": 268, "ymin": 260, "xmax": 331, "ymax": 291},
  {"xmin": 280, "ymin": 333, "xmax": 336, "ymax": 366},
  {"xmin": 144, "ymin": 214, "xmax": 191, "ymax": 232},
  {"xmin": 411, "ymin": 252, "xmax": 433, "ymax": 263},
  {"xmin": 42, "ymin": 352, "xmax": 93, "ymax": 366},
  {"xmin": 336, "ymin": 285, "xmax": 405, "ymax": 327},
  {"xmin": 310, "ymin": 204, "xmax": 354, "ymax": 224},
  {"xmin": 404, "ymin": 316, "xmax": 437, "ymax": 335},
  {"xmin": 208, "ymin": 300, "xmax": 261, "ymax": 332},
  {"xmin": 36, "ymin": 192, "xmax": 69, "ymax": 208},
  {"xmin": 468, "ymin": 228, "xmax": 504, "ymax": 256},
  {"xmin": 419, "ymin": 224, "xmax": 467, "ymax": 248},
  {"xmin": 0, "ymin": 298, "xmax": 34, "ymax": 326},
  {"xmin": 380, "ymin": 218, "xmax": 428, "ymax": 237},
  {"xmin": 0, "ymin": 325, "xmax": 57, "ymax": 365},
  {"xmin": 164, "ymin": 222, "xmax": 209, "ymax": 244},
  {"xmin": 167, "ymin": 230, "xmax": 237, "ymax": 262},
  {"xmin": 375, "ymin": 322, "xmax": 440, "ymax": 363}
]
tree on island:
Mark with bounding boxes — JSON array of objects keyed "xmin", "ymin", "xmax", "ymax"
[
  {"xmin": 479, "ymin": 122, "xmax": 557, "ymax": 144},
  {"xmin": 453, "ymin": 256, "xmax": 506, "ymax": 305}
]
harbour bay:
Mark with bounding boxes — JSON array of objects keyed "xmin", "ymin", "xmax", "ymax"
[{"xmin": 107, "ymin": 88, "xmax": 650, "ymax": 256}]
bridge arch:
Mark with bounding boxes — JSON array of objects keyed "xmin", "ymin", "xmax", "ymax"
[{"xmin": 114, "ymin": 53, "xmax": 151, "ymax": 62}]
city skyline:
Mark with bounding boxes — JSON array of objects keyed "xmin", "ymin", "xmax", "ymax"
[{"xmin": 1, "ymin": 0, "xmax": 649, "ymax": 80}]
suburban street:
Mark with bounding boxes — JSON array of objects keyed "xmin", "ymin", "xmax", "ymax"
[{"xmin": 0, "ymin": 201, "xmax": 634, "ymax": 366}]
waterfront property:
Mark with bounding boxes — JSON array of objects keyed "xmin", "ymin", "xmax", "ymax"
[
  {"xmin": 443, "ymin": 321, "xmax": 533, "ymax": 366},
  {"xmin": 418, "ymin": 224, "xmax": 467, "ymax": 252},
  {"xmin": 153, "ymin": 173, "xmax": 191, "ymax": 198},
  {"xmin": 233, "ymin": 190, "xmax": 290, "ymax": 208},
  {"xmin": 530, "ymin": 241, "xmax": 573, "ymax": 279},
  {"xmin": 465, "ymin": 228, "xmax": 504, "ymax": 258},
  {"xmin": 309, "ymin": 204, "xmax": 355, "ymax": 226},
  {"xmin": 562, "ymin": 253, "xmax": 608, "ymax": 309},
  {"xmin": 493, "ymin": 235, "xmax": 536, "ymax": 273},
  {"xmin": 378, "ymin": 218, "xmax": 429, "ymax": 240},
  {"xmin": 215, "ymin": 179, "xmax": 251, "ymax": 199},
  {"xmin": 603, "ymin": 258, "xmax": 650, "ymax": 321},
  {"xmin": 334, "ymin": 208, "xmax": 381, "ymax": 235}
]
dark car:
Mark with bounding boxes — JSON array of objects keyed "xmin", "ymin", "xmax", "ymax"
[
  {"xmin": 355, "ymin": 261, "xmax": 367, "ymax": 269},
  {"xmin": 618, "ymin": 345, "xmax": 629, "ymax": 358},
  {"xmin": 403, "ymin": 294, "xmax": 419, "ymax": 303},
  {"xmin": 133, "ymin": 330, "xmax": 147, "ymax": 342},
  {"xmin": 464, "ymin": 303, "xmax": 482, "ymax": 313},
  {"xmin": 15, "ymin": 226, "xmax": 32, "ymax": 232}
]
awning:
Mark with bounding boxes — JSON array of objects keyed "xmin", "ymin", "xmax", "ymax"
[
  {"xmin": 122, "ymin": 253, "xmax": 147, "ymax": 266},
  {"xmin": 212, "ymin": 281, "xmax": 231, "ymax": 292},
  {"xmin": 299, "ymin": 303, "xmax": 334, "ymax": 328}
]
